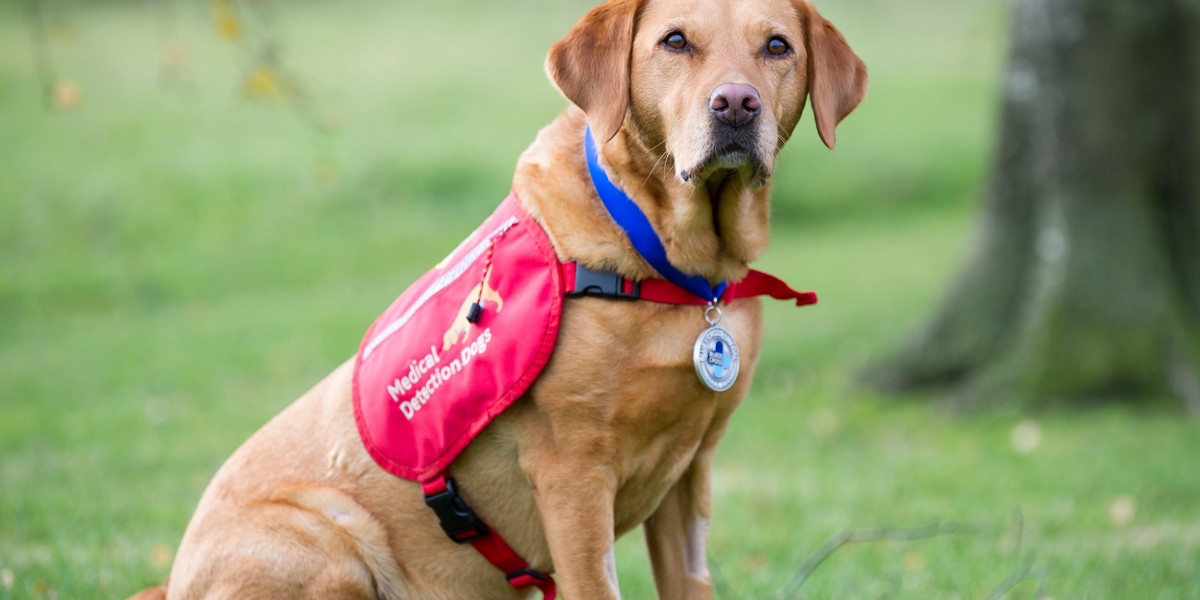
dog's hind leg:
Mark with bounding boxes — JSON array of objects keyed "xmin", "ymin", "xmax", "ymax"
[{"xmin": 167, "ymin": 488, "xmax": 406, "ymax": 600}]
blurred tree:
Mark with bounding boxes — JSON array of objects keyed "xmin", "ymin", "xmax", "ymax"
[
  {"xmin": 867, "ymin": 0, "xmax": 1200, "ymax": 409},
  {"xmin": 206, "ymin": 0, "xmax": 333, "ymax": 133},
  {"xmin": 23, "ymin": 0, "xmax": 80, "ymax": 110}
]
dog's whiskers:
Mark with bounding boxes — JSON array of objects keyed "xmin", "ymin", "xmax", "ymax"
[
  {"xmin": 641, "ymin": 113, "xmax": 689, "ymax": 186},
  {"xmin": 646, "ymin": 150, "xmax": 671, "ymax": 185}
]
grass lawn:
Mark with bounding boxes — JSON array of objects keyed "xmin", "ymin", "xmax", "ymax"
[{"xmin": 2, "ymin": 1, "xmax": 1198, "ymax": 598}]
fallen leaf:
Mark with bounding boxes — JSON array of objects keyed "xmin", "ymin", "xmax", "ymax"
[
  {"xmin": 162, "ymin": 42, "xmax": 185, "ymax": 69},
  {"xmin": 314, "ymin": 159, "xmax": 341, "ymax": 187},
  {"xmin": 211, "ymin": 0, "xmax": 241, "ymax": 40},
  {"xmin": 33, "ymin": 579, "xmax": 57, "ymax": 599},
  {"xmin": 742, "ymin": 554, "xmax": 767, "ymax": 572},
  {"xmin": 151, "ymin": 544, "xmax": 172, "ymax": 569},
  {"xmin": 1108, "ymin": 495, "xmax": 1136, "ymax": 526},
  {"xmin": 52, "ymin": 80, "xmax": 81, "ymax": 110},
  {"xmin": 1010, "ymin": 419, "xmax": 1042, "ymax": 454},
  {"xmin": 902, "ymin": 551, "xmax": 927, "ymax": 571},
  {"xmin": 808, "ymin": 407, "xmax": 839, "ymax": 437},
  {"xmin": 246, "ymin": 67, "xmax": 286, "ymax": 99}
]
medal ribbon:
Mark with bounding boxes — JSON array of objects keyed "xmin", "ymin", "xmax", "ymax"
[{"xmin": 584, "ymin": 126, "xmax": 728, "ymax": 303}]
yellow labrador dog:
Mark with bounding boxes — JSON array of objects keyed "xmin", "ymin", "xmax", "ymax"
[{"xmin": 130, "ymin": 0, "xmax": 865, "ymax": 598}]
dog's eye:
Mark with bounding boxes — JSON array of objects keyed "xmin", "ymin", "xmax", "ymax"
[
  {"xmin": 662, "ymin": 32, "xmax": 688, "ymax": 51},
  {"xmin": 766, "ymin": 36, "xmax": 790, "ymax": 57}
]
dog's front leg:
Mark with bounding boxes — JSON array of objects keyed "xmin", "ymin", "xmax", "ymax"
[
  {"xmin": 643, "ymin": 449, "xmax": 715, "ymax": 600},
  {"xmin": 529, "ymin": 462, "xmax": 622, "ymax": 599}
]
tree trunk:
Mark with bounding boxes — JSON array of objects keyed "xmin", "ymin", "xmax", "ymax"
[{"xmin": 866, "ymin": 0, "xmax": 1200, "ymax": 409}]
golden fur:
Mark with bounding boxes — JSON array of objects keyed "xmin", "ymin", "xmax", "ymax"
[{"xmin": 131, "ymin": 0, "xmax": 865, "ymax": 598}]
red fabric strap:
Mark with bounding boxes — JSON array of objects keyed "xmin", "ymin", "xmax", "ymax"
[
  {"xmin": 421, "ymin": 476, "xmax": 557, "ymax": 599},
  {"xmin": 561, "ymin": 261, "xmax": 817, "ymax": 307},
  {"xmin": 727, "ymin": 269, "xmax": 819, "ymax": 306}
]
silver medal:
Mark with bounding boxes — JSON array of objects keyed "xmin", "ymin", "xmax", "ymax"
[{"xmin": 693, "ymin": 304, "xmax": 740, "ymax": 392}]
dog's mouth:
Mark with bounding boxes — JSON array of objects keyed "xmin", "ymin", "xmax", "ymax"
[
  {"xmin": 679, "ymin": 137, "xmax": 770, "ymax": 188},
  {"xmin": 705, "ymin": 142, "xmax": 756, "ymax": 170},
  {"xmin": 679, "ymin": 137, "xmax": 770, "ymax": 238}
]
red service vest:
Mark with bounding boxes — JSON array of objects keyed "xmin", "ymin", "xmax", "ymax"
[
  {"xmin": 351, "ymin": 192, "xmax": 816, "ymax": 600},
  {"xmin": 353, "ymin": 193, "xmax": 562, "ymax": 483}
]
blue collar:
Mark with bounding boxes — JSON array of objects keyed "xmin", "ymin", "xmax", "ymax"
[{"xmin": 584, "ymin": 126, "xmax": 728, "ymax": 303}]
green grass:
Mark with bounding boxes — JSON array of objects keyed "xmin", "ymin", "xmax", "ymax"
[{"xmin": 2, "ymin": 1, "xmax": 1198, "ymax": 599}]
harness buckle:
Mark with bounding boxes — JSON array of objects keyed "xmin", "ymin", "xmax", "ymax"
[
  {"xmin": 423, "ymin": 477, "xmax": 491, "ymax": 543},
  {"xmin": 567, "ymin": 263, "xmax": 641, "ymax": 300}
]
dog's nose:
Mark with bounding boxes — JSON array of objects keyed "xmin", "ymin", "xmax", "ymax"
[{"xmin": 709, "ymin": 84, "xmax": 761, "ymax": 127}]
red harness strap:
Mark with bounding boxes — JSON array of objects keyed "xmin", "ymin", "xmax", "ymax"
[
  {"xmin": 421, "ymin": 475, "xmax": 557, "ymax": 599},
  {"xmin": 561, "ymin": 261, "xmax": 819, "ymax": 306}
]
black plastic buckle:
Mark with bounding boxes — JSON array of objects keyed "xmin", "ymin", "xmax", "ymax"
[
  {"xmin": 423, "ymin": 477, "xmax": 490, "ymax": 543},
  {"xmin": 567, "ymin": 263, "xmax": 641, "ymax": 300},
  {"xmin": 506, "ymin": 568, "xmax": 550, "ymax": 587}
]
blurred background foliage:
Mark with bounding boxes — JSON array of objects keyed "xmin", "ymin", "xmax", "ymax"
[{"xmin": 1, "ymin": 0, "xmax": 1197, "ymax": 599}]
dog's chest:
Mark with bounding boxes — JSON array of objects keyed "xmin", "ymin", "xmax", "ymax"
[{"xmin": 536, "ymin": 296, "xmax": 763, "ymax": 526}]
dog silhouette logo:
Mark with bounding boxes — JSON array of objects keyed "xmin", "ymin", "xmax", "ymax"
[
  {"xmin": 442, "ymin": 271, "xmax": 504, "ymax": 351},
  {"xmin": 705, "ymin": 340, "xmax": 732, "ymax": 377}
]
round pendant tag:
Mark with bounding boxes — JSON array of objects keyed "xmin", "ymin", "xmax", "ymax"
[{"xmin": 693, "ymin": 326, "xmax": 740, "ymax": 392}]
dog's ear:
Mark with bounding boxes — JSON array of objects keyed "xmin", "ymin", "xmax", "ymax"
[
  {"xmin": 546, "ymin": 0, "xmax": 640, "ymax": 143},
  {"xmin": 798, "ymin": 0, "xmax": 868, "ymax": 150}
]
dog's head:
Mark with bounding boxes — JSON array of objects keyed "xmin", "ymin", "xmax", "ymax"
[{"xmin": 547, "ymin": 0, "xmax": 867, "ymax": 187}]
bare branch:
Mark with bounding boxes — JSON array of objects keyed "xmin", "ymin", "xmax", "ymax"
[
  {"xmin": 986, "ymin": 511, "xmax": 1049, "ymax": 600},
  {"xmin": 156, "ymin": 0, "xmax": 188, "ymax": 91},
  {"xmin": 986, "ymin": 565, "xmax": 1049, "ymax": 600},
  {"xmin": 779, "ymin": 521, "xmax": 980, "ymax": 600},
  {"xmin": 23, "ymin": 0, "xmax": 55, "ymax": 108},
  {"xmin": 709, "ymin": 554, "xmax": 741, "ymax": 600}
]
